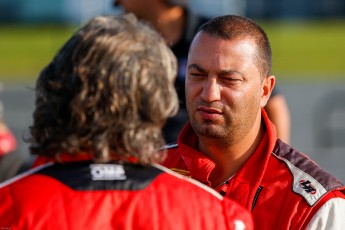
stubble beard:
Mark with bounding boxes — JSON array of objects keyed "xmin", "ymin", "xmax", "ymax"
[
  {"xmin": 189, "ymin": 115, "xmax": 238, "ymax": 147},
  {"xmin": 189, "ymin": 106, "xmax": 258, "ymax": 147}
]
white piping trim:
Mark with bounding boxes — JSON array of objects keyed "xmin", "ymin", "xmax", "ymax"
[{"xmin": 0, "ymin": 162, "xmax": 54, "ymax": 188}]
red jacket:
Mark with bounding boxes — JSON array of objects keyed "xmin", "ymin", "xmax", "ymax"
[
  {"xmin": 0, "ymin": 156, "xmax": 253, "ymax": 230},
  {"xmin": 163, "ymin": 109, "xmax": 345, "ymax": 229}
]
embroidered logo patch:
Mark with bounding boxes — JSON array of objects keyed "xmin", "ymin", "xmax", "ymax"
[
  {"xmin": 90, "ymin": 164, "xmax": 127, "ymax": 181},
  {"xmin": 299, "ymin": 180, "xmax": 317, "ymax": 194}
]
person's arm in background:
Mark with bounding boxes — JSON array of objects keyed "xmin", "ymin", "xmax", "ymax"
[{"xmin": 265, "ymin": 86, "xmax": 291, "ymax": 144}]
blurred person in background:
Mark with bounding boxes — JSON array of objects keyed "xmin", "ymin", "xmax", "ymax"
[
  {"xmin": 0, "ymin": 84, "xmax": 21, "ymax": 184},
  {"xmin": 162, "ymin": 15, "xmax": 345, "ymax": 229},
  {"xmin": 0, "ymin": 14, "xmax": 253, "ymax": 229},
  {"xmin": 0, "ymin": 88, "xmax": 17, "ymax": 158},
  {"xmin": 113, "ymin": 0, "xmax": 291, "ymax": 144}
]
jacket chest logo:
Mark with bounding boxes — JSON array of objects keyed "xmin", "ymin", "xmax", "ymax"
[{"xmin": 299, "ymin": 180, "xmax": 317, "ymax": 194}]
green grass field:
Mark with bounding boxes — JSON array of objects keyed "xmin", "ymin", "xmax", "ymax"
[
  {"xmin": 1, "ymin": 19, "xmax": 345, "ymax": 83},
  {"xmin": 0, "ymin": 24, "xmax": 77, "ymax": 83},
  {"xmin": 262, "ymin": 19, "xmax": 345, "ymax": 82}
]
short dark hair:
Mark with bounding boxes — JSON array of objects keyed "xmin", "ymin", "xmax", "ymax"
[
  {"xmin": 197, "ymin": 15, "xmax": 272, "ymax": 78},
  {"xmin": 29, "ymin": 14, "xmax": 179, "ymax": 164}
]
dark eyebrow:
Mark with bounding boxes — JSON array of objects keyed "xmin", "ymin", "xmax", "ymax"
[
  {"xmin": 188, "ymin": 64, "xmax": 243, "ymax": 77},
  {"xmin": 219, "ymin": 69, "xmax": 242, "ymax": 77},
  {"xmin": 187, "ymin": 64, "xmax": 207, "ymax": 73}
]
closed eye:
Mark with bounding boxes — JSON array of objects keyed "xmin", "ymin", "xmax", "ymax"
[
  {"xmin": 190, "ymin": 72, "xmax": 207, "ymax": 77},
  {"xmin": 188, "ymin": 64, "xmax": 207, "ymax": 78},
  {"xmin": 219, "ymin": 72, "xmax": 243, "ymax": 85},
  {"xmin": 222, "ymin": 77, "xmax": 242, "ymax": 82}
]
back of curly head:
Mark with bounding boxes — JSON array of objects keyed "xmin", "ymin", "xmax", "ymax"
[{"xmin": 29, "ymin": 14, "xmax": 179, "ymax": 164}]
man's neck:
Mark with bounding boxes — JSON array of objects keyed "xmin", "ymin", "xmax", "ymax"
[{"xmin": 197, "ymin": 122, "xmax": 264, "ymax": 188}]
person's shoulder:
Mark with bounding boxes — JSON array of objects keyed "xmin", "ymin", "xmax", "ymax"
[
  {"xmin": 0, "ymin": 162, "xmax": 54, "ymax": 189},
  {"xmin": 272, "ymin": 139, "xmax": 345, "ymax": 206},
  {"xmin": 304, "ymin": 195, "xmax": 345, "ymax": 229},
  {"xmin": 0, "ymin": 162, "xmax": 55, "ymax": 218}
]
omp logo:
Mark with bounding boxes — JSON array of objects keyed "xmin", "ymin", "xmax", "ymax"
[
  {"xmin": 299, "ymin": 180, "xmax": 317, "ymax": 194},
  {"xmin": 90, "ymin": 164, "xmax": 127, "ymax": 181}
]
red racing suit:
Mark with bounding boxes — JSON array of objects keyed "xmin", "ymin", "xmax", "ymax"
[
  {"xmin": 162, "ymin": 109, "xmax": 345, "ymax": 229},
  {"xmin": 0, "ymin": 154, "xmax": 253, "ymax": 230}
]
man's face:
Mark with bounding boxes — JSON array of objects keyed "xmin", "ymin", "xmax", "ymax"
[{"xmin": 186, "ymin": 32, "xmax": 268, "ymax": 144}]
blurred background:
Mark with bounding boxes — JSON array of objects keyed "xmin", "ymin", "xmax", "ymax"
[{"xmin": 0, "ymin": 0, "xmax": 344, "ymax": 182}]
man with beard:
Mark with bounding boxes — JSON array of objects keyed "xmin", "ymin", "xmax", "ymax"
[{"xmin": 162, "ymin": 14, "xmax": 345, "ymax": 229}]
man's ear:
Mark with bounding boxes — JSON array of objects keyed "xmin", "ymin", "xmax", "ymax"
[{"xmin": 260, "ymin": 75, "xmax": 275, "ymax": 107}]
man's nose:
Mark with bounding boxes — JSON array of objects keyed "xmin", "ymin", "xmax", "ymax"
[{"xmin": 201, "ymin": 78, "xmax": 221, "ymax": 102}]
